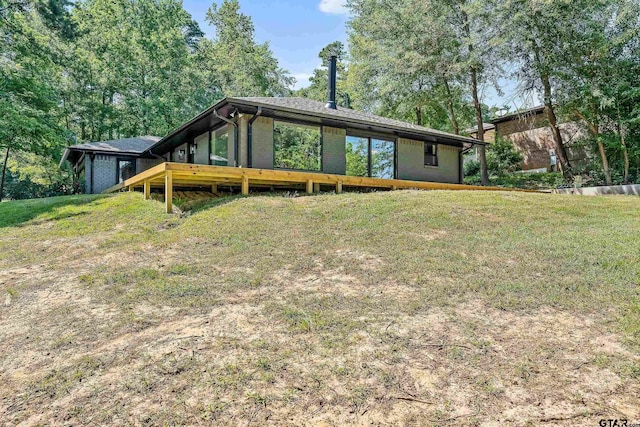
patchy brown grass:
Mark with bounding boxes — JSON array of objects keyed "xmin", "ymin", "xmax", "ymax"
[{"xmin": 1, "ymin": 190, "xmax": 639, "ymax": 426}]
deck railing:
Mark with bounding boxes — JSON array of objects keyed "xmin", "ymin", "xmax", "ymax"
[{"xmin": 110, "ymin": 162, "xmax": 539, "ymax": 213}]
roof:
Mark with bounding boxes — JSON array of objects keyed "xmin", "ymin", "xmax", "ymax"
[
  {"xmin": 61, "ymin": 136, "xmax": 161, "ymax": 167},
  {"xmin": 147, "ymin": 97, "xmax": 483, "ymax": 156},
  {"xmin": 490, "ymin": 106, "xmax": 545, "ymax": 124},
  {"xmin": 68, "ymin": 135, "xmax": 161, "ymax": 153},
  {"xmin": 465, "ymin": 123, "xmax": 496, "ymax": 134},
  {"xmin": 234, "ymin": 97, "xmax": 480, "ymax": 143}
]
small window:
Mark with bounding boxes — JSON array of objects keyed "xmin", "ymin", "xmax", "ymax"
[
  {"xmin": 274, "ymin": 121, "xmax": 321, "ymax": 171},
  {"xmin": 424, "ymin": 143, "xmax": 438, "ymax": 167},
  {"xmin": 117, "ymin": 160, "xmax": 136, "ymax": 183},
  {"xmin": 210, "ymin": 125, "xmax": 229, "ymax": 166}
]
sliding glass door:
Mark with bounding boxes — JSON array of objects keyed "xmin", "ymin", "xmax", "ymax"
[{"xmin": 346, "ymin": 135, "xmax": 396, "ymax": 179}]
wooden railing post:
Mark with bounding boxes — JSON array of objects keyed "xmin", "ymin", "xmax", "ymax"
[
  {"xmin": 165, "ymin": 171, "xmax": 173, "ymax": 213},
  {"xmin": 241, "ymin": 176, "xmax": 249, "ymax": 195}
]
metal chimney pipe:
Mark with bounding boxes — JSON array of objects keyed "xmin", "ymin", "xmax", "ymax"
[{"xmin": 325, "ymin": 55, "xmax": 337, "ymax": 109}]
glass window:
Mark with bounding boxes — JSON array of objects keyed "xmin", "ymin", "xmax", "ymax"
[
  {"xmin": 274, "ymin": 121, "xmax": 321, "ymax": 171},
  {"xmin": 346, "ymin": 135, "xmax": 396, "ymax": 178},
  {"xmin": 117, "ymin": 160, "xmax": 136, "ymax": 183},
  {"xmin": 210, "ymin": 125, "xmax": 229, "ymax": 166},
  {"xmin": 371, "ymin": 139, "xmax": 395, "ymax": 179},
  {"xmin": 424, "ymin": 143, "xmax": 438, "ymax": 167},
  {"xmin": 346, "ymin": 136, "xmax": 368, "ymax": 177}
]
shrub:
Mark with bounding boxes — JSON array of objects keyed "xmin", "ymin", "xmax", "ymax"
[
  {"xmin": 464, "ymin": 159, "xmax": 481, "ymax": 177},
  {"xmin": 487, "ymin": 138, "xmax": 523, "ymax": 176}
]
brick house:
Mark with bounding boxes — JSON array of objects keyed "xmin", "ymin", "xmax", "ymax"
[{"xmin": 468, "ymin": 106, "xmax": 589, "ymax": 171}]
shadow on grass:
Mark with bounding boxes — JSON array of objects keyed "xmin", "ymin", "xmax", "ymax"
[{"xmin": 0, "ymin": 194, "xmax": 109, "ymax": 228}]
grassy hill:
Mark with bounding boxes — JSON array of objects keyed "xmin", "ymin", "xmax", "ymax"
[{"xmin": 1, "ymin": 190, "xmax": 639, "ymax": 425}]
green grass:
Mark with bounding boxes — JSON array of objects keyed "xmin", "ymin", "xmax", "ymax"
[{"xmin": 1, "ymin": 190, "xmax": 639, "ymax": 425}]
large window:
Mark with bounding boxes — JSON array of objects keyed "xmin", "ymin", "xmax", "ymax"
[
  {"xmin": 210, "ymin": 125, "xmax": 229, "ymax": 166},
  {"xmin": 346, "ymin": 135, "xmax": 396, "ymax": 179},
  {"xmin": 117, "ymin": 159, "xmax": 136, "ymax": 183},
  {"xmin": 273, "ymin": 121, "xmax": 321, "ymax": 171},
  {"xmin": 424, "ymin": 143, "xmax": 438, "ymax": 167},
  {"xmin": 345, "ymin": 136, "xmax": 368, "ymax": 177}
]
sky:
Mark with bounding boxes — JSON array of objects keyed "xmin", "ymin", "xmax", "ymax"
[{"xmin": 181, "ymin": 0, "xmax": 536, "ymax": 110}]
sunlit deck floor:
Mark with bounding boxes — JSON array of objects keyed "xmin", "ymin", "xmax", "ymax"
[{"xmin": 107, "ymin": 162, "xmax": 538, "ymax": 213}]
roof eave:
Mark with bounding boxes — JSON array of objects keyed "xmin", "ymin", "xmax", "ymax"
[{"xmin": 227, "ymin": 98, "xmax": 479, "ymax": 146}]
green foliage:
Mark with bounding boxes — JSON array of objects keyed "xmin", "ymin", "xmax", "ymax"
[
  {"xmin": 3, "ymin": 151, "xmax": 79, "ymax": 199},
  {"xmin": 273, "ymin": 122, "xmax": 321, "ymax": 171},
  {"xmin": 203, "ymin": 0, "xmax": 293, "ymax": 97},
  {"xmin": 486, "ymin": 138, "xmax": 523, "ymax": 176},
  {"xmin": 297, "ymin": 41, "xmax": 351, "ymax": 107},
  {"xmin": 463, "ymin": 159, "xmax": 481, "ymax": 177},
  {"xmin": 464, "ymin": 172, "xmax": 565, "ymax": 190},
  {"xmin": 345, "ymin": 138, "xmax": 368, "ymax": 177}
]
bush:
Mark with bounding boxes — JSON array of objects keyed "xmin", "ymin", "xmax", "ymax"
[
  {"xmin": 487, "ymin": 138, "xmax": 523, "ymax": 176},
  {"xmin": 464, "ymin": 159, "xmax": 481, "ymax": 177},
  {"xmin": 2, "ymin": 151, "xmax": 80, "ymax": 200}
]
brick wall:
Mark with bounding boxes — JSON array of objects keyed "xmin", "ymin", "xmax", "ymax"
[{"xmin": 85, "ymin": 155, "xmax": 117, "ymax": 193}]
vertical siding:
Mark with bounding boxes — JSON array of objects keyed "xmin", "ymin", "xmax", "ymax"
[
  {"xmin": 397, "ymin": 138, "xmax": 461, "ymax": 183},
  {"xmin": 251, "ymin": 116, "xmax": 274, "ymax": 169},
  {"xmin": 237, "ymin": 115, "xmax": 249, "ymax": 167},
  {"xmin": 322, "ymin": 126, "xmax": 346, "ymax": 175}
]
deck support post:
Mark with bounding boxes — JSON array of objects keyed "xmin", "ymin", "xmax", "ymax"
[
  {"xmin": 128, "ymin": 185, "xmax": 134, "ymax": 192},
  {"xmin": 336, "ymin": 182, "xmax": 343, "ymax": 194},
  {"xmin": 306, "ymin": 179, "xmax": 313, "ymax": 194},
  {"xmin": 313, "ymin": 183, "xmax": 320, "ymax": 193},
  {"xmin": 241, "ymin": 176, "xmax": 249, "ymax": 195},
  {"xmin": 391, "ymin": 185, "xmax": 397, "ymax": 191},
  {"xmin": 144, "ymin": 180, "xmax": 150, "ymax": 200},
  {"xmin": 165, "ymin": 171, "xmax": 173, "ymax": 214},
  {"xmin": 211, "ymin": 183, "xmax": 218, "ymax": 195}
]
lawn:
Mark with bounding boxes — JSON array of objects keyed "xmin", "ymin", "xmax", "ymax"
[{"xmin": 1, "ymin": 190, "xmax": 639, "ymax": 425}]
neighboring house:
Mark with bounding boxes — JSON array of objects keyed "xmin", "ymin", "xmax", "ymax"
[
  {"xmin": 468, "ymin": 106, "xmax": 589, "ymax": 171},
  {"xmin": 60, "ymin": 136, "xmax": 162, "ymax": 194},
  {"xmin": 62, "ymin": 58, "xmax": 481, "ymax": 193}
]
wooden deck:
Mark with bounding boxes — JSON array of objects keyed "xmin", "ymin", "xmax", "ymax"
[{"xmin": 112, "ymin": 162, "xmax": 540, "ymax": 213}]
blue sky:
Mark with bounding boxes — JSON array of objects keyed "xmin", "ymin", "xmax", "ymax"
[{"xmin": 181, "ymin": 0, "xmax": 535, "ymax": 109}]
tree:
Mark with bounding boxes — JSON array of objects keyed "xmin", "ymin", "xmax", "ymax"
[
  {"xmin": 556, "ymin": 0, "xmax": 640, "ymax": 184},
  {"xmin": 0, "ymin": 0, "xmax": 66, "ymax": 200},
  {"xmin": 298, "ymin": 41, "xmax": 352, "ymax": 107},
  {"xmin": 494, "ymin": 0, "xmax": 623, "ymax": 182},
  {"xmin": 202, "ymin": 0, "xmax": 293, "ymax": 97},
  {"xmin": 346, "ymin": 0, "xmax": 474, "ymax": 132},
  {"xmin": 346, "ymin": 0, "xmax": 492, "ymax": 183}
]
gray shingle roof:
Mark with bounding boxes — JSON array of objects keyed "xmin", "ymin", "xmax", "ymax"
[
  {"xmin": 231, "ymin": 97, "xmax": 478, "ymax": 143},
  {"xmin": 68, "ymin": 135, "xmax": 161, "ymax": 153}
]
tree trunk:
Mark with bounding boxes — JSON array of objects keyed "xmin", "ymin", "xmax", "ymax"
[
  {"xmin": 470, "ymin": 67, "xmax": 489, "ymax": 185},
  {"xmin": 618, "ymin": 122, "xmax": 630, "ymax": 184},
  {"xmin": 574, "ymin": 109, "xmax": 610, "ymax": 185},
  {"xmin": 534, "ymin": 46, "xmax": 572, "ymax": 181},
  {"xmin": 415, "ymin": 106, "xmax": 423, "ymax": 126},
  {"xmin": 0, "ymin": 146, "xmax": 10, "ymax": 202},
  {"xmin": 596, "ymin": 139, "xmax": 611, "ymax": 185},
  {"xmin": 442, "ymin": 76, "xmax": 460, "ymax": 135},
  {"xmin": 541, "ymin": 82, "xmax": 572, "ymax": 181}
]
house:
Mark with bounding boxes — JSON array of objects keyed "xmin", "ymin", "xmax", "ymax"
[
  {"xmin": 60, "ymin": 136, "xmax": 162, "ymax": 194},
  {"xmin": 468, "ymin": 106, "xmax": 589, "ymax": 171},
  {"xmin": 62, "ymin": 57, "xmax": 483, "ymax": 196}
]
